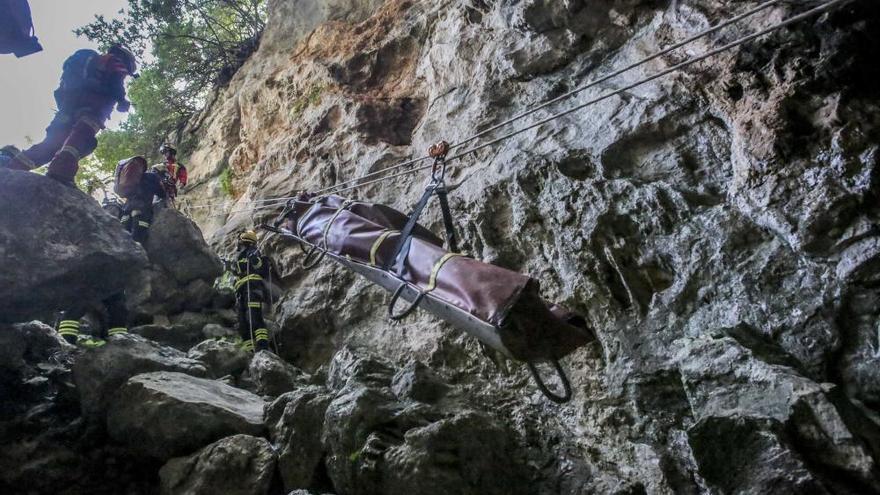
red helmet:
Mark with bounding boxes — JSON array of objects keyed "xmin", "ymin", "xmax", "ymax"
[{"xmin": 107, "ymin": 44, "xmax": 138, "ymax": 77}]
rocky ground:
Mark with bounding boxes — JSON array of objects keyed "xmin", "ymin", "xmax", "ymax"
[{"xmin": 2, "ymin": 0, "xmax": 880, "ymax": 494}]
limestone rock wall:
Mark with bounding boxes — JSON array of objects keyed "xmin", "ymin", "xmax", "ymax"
[{"xmin": 178, "ymin": 0, "xmax": 880, "ymax": 492}]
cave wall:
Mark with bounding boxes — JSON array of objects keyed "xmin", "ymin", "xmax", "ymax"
[{"xmin": 179, "ymin": 1, "xmax": 880, "ymax": 492}]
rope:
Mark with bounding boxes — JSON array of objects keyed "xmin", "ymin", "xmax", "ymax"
[
  {"xmin": 184, "ymin": 0, "xmax": 785, "ymax": 211},
  {"xmin": 189, "ymin": 0, "xmax": 847, "ymax": 214},
  {"xmin": 445, "ymin": 0, "xmax": 783, "ymax": 153},
  {"xmin": 442, "ymin": 0, "xmax": 849, "ymax": 164}
]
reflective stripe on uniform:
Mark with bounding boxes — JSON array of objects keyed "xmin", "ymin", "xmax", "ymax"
[
  {"xmin": 369, "ymin": 230, "xmax": 396, "ymax": 267},
  {"xmin": 240, "ymin": 339, "xmax": 255, "ymax": 351},
  {"xmin": 58, "ymin": 319, "xmax": 80, "ymax": 337},
  {"xmin": 247, "ymin": 302, "xmax": 261, "ymax": 308},
  {"xmin": 120, "ymin": 215, "xmax": 130, "ymax": 223},
  {"xmin": 138, "ymin": 221, "xmax": 150, "ymax": 228},
  {"xmin": 107, "ymin": 327, "xmax": 128, "ymax": 336},
  {"xmin": 425, "ymin": 253, "xmax": 465, "ymax": 292},
  {"xmin": 254, "ymin": 329, "xmax": 269, "ymax": 341},
  {"xmin": 59, "ymin": 145, "xmax": 81, "ymax": 159},
  {"xmin": 79, "ymin": 116, "xmax": 102, "ymax": 132},
  {"xmin": 234, "ymin": 274, "xmax": 263, "ymax": 291},
  {"xmin": 13, "ymin": 152, "xmax": 35, "ymax": 168}
]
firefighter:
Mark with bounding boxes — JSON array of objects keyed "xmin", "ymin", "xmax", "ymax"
[
  {"xmin": 151, "ymin": 163, "xmax": 177, "ymax": 203},
  {"xmin": 119, "ymin": 165, "xmax": 166, "ymax": 245},
  {"xmin": 57, "ymin": 200, "xmax": 130, "ymax": 347},
  {"xmin": 155, "ymin": 143, "xmax": 187, "ymax": 190},
  {"xmin": 57, "ymin": 293, "xmax": 128, "ymax": 347},
  {"xmin": 231, "ymin": 230, "xmax": 272, "ymax": 353},
  {"xmin": 0, "ymin": 44, "xmax": 137, "ymax": 184}
]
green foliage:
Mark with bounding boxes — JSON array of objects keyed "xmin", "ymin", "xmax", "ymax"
[
  {"xmin": 77, "ymin": 1, "xmax": 267, "ymax": 172},
  {"xmin": 93, "ymin": 129, "xmax": 140, "ymax": 170},
  {"xmin": 219, "ymin": 166, "xmax": 233, "ymax": 197},
  {"xmin": 75, "ymin": 157, "xmax": 114, "ymax": 195},
  {"xmin": 214, "ymin": 270, "xmax": 236, "ymax": 290},
  {"xmin": 291, "ymin": 84, "xmax": 325, "ymax": 117}
]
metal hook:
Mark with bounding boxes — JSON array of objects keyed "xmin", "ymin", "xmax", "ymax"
[
  {"xmin": 387, "ymin": 283, "xmax": 426, "ymax": 321},
  {"xmin": 527, "ymin": 360, "xmax": 573, "ymax": 404},
  {"xmin": 301, "ymin": 244, "xmax": 326, "ymax": 269}
]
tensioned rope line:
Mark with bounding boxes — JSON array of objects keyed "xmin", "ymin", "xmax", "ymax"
[
  {"xmin": 306, "ymin": 0, "xmax": 792, "ymax": 197},
  {"xmin": 202, "ymin": 0, "xmax": 849, "ymax": 215},
  {"xmin": 439, "ymin": 0, "xmax": 786, "ymax": 153},
  {"xmin": 184, "ymin": 0, "xmax": 786, "ymax": 211}
]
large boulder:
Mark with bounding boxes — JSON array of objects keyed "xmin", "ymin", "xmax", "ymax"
[
  {"xmin": 188, "ymin": 339, "xmax": 250, "ymax": 378},
  {"xmin": 0, "ymin": 169, "xmax": 147, "ymax": 323},
  {"xmin": 326, "ymin": 346, "xmax": 395, "ymax": 391},
  {"xmin": 159, "ymin": 434, "xmax": 276, "ymax": 495},
  {"xmin": 390, "ymin": 361, "xmax": 449, "ymax": 403},
  {"xmin": 0, "ymin": 321, "xmax": 66, "ymax": 375},
  {"xmin": 679, "ymin": 336, "xmax": 879, "ymax": 492},
  {"xmin": 145, "ymin": 207, "xmax": 222, "ymax": 285},
  {"xmin": 321, "ymin": 348, "xmax": 527, "ymax": 495},
  {"xmin": 73, "ymin": 334, "xmax": 207, "ymax": 417},
  {"xmin": 266, "ymin": 386, "xmax": 333, "ymax": 490},
  {"xmin": 245, "ymin": 351, "xmax": 309, "ymax": 397},
  {"xmin": 107, "ymin": 371, "xmax": 265, "ymax": 460},
  {"xmin": 378, "ymin": 411, "xmax": 528, "ymax": 495}
]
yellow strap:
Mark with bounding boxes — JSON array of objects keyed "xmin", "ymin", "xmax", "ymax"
[
  {"xmin": 234, "ymin": 274, "xmax": 263, "ymax": 290},
  {"xmin": 369, "ymin": 230, "xmax": 397, "ymax": 267},
  {"xmin": 426, "ymin": 253, "xmax": 465, "ymax": 292}
]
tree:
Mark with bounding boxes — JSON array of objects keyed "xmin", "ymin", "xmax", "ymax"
[{"xmin": 78, "ymin": 0, "xmax": 266, "ymax": 170}]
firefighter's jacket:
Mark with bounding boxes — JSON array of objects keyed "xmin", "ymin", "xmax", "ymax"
[{"xmin": 232, "ymin": 246, "xmax": 270, "ymax": 296}]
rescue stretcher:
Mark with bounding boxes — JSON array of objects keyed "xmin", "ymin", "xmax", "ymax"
[{"xmin": 265, "ymin": 192, "xmax": 595, "ymax": 403}]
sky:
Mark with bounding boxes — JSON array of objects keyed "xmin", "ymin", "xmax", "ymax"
[{"xmin": 0, "ymin": 0, "xmax": 129, "ymax": 148}]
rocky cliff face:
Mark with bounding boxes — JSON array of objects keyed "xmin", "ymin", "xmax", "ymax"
[{"xmin": 173, "ymin": 0, "xmax": 880, "ymax": 492}]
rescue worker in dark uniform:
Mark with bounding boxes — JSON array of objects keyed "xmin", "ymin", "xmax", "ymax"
[
  {"xmin": 120, "ymin": 168, "xmax": 166, "ymax": 244},
  {"xmin": 0, "ymin": 45, "xmax": 137, "ymax": 184},
  {"xmin": 57, "ymin": 198, "xmax": 132, "ymax": 347},
  {"xmin": 231, "ymin": 230, "xmax": 272, "ymax": 353},
  {"xmin": 57, "ymin": 293, "xmax": 128, "ymax": 347}
]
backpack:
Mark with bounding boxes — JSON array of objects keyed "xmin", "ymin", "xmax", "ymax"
[
  {"xmin": 59, "ymin": 49, "xmax": 98, "ymax": 92},
  {"xmin": 114, "ymin": 156, "xmax": 147, "ymax": 198}
]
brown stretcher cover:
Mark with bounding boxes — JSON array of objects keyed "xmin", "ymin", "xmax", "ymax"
[{"xmin": 279, "ymin": 194, "xmax": 593, "ymax": 363}]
